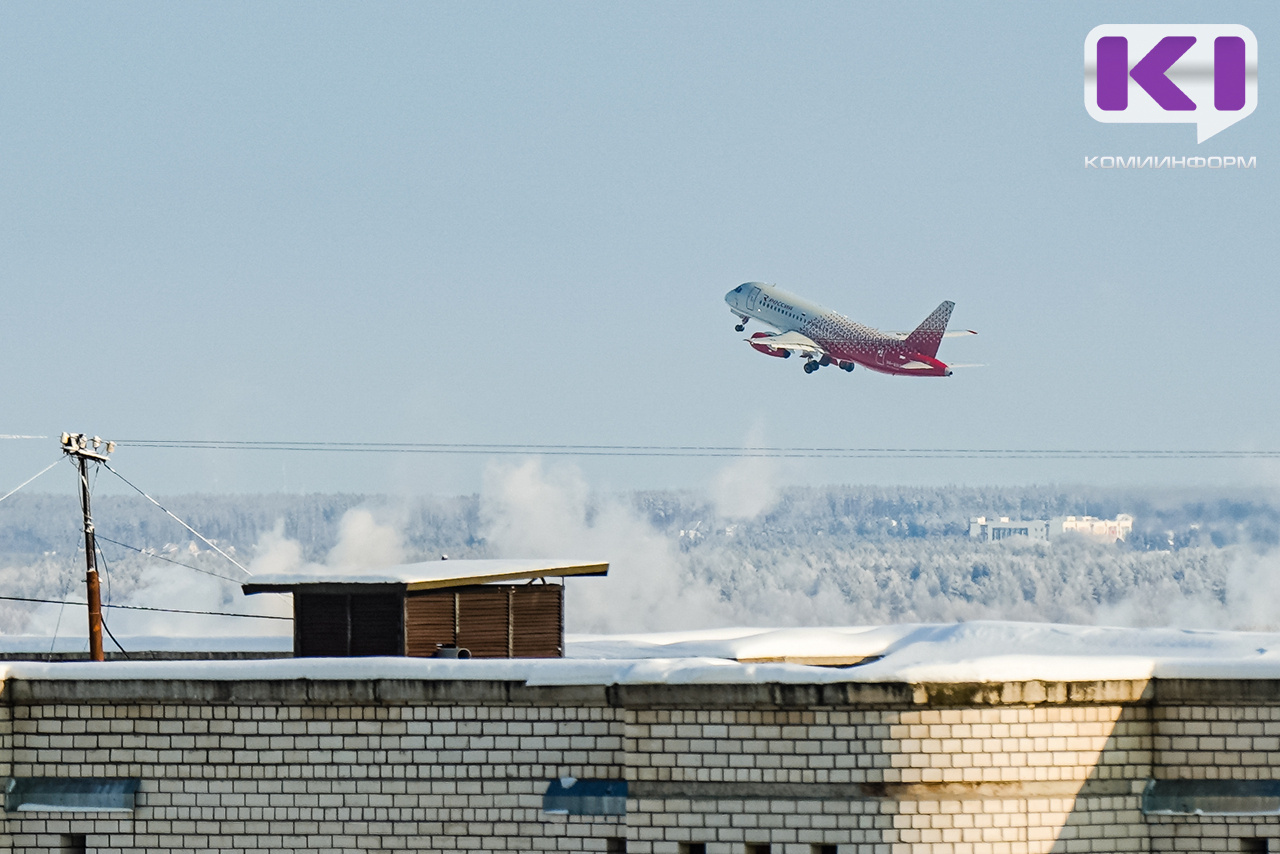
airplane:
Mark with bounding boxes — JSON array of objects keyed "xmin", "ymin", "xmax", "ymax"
[{"xmin": 724, "ymin": 282, "xmax": 975, "ymax": 377}]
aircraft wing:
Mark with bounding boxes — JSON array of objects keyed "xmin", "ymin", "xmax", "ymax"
[{"xmin": 750, "ymin": 331, "xmax": 828, "ymax": 356}]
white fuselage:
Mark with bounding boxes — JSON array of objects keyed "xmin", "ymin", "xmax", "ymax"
[{"xmin": 725, "ymin": 282, "xmax": 885, "ymax": 347}]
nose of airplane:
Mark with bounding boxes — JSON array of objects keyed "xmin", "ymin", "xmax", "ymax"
[{"xmin": 725, "ymin": 283, "xmax": 748, "ymax": 306}]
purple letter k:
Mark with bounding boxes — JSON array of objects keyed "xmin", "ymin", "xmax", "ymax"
[
  {"xmin": 1097, "ymin": 35, "xmax": 1197, "ymax": 112},
  {"xmin": 1130, "ymin": 36, "xmax": 1197, "ymax": 110}
]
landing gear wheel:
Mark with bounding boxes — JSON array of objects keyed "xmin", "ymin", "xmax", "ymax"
[
  {"xmin": 842, "ymin": 362, "xmax": 855, "ymax": 372},
  {"xmin": 803, "ymin": 361, "xmax": 818, "ymax": 374},
  {"xmin": 734, "ymin": 324, "xmax": 745, "ymax": 332}
]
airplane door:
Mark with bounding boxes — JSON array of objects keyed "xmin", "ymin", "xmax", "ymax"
[{"xmin": 746, "ymin": 287, "xmax": 761, "ymax": 311}]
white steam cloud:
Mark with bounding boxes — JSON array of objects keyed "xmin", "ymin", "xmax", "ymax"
[
  {"xmin": 710, "ymin": 456, "xmax": 779, "ymax": 521},
  {"xmin": 1094, "ymin": 549, "xmax": 1280, "ymax": 631},
  {"xmin": 480, "ymin": 459, "xmax": 736, "ymax": 633},
  {"xmin": 12, "ymin": 508, "xmax": 406, "ymax": 644},
  {"xmin": 709, "ymin": 426, "xmax": 781, "ymax": 520},
  {"xmin": 247, "ymin": 508, "xmax": 405, "ymax": 576},
  {"xmin": 323, "ymin": 509, "xmax": 406, "ymax": 570}
]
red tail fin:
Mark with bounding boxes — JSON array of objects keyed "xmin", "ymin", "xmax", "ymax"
[{"xmin": 903, "ymin": 301, "xmax": 954, "ymax": 359}]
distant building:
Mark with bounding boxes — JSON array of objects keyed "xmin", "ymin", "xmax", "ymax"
[
  {"xmin": 968, "ymin": 516, "xmax": 1050, "ymax": 541},
  {"xmin": 1051, "ymin": 513, "xmax": 1134, "ymax": 542},
  {"xmin": 970, "ymin": 514, "xmax": 1135, "ymax": 543}
]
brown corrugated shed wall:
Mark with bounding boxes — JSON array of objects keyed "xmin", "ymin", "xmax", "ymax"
[
  {"xmin": 404, "ymin": 584, "xmax": 563, "ymax": 658},
  {"xmin": 295, "ymin": 592, "xmax": 403, "ymax": 657}
]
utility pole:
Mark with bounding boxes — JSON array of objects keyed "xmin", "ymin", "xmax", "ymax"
[{"xmin": 60, "ymin": 433, "xmax": 115, "ymax": 662}]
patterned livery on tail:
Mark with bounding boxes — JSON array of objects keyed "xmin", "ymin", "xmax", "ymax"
[{"xmin": 903, "ymin": 301, "xmax": 954, "ymax": 359}]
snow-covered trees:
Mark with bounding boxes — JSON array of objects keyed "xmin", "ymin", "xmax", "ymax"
[{"xmin": 0, "ymin": 484, "xmax": 1275, "ymax": 634}]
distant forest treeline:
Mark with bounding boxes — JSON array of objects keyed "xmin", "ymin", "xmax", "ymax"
[
  {"xmin": 1, "ymin": 485, "xmax": 1278, "ymax": 634},
  {"xmin": 2, "ymin": 485, "xmax": 1275, "ymax": 562}
]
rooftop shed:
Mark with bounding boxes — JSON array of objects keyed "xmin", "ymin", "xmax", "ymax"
[{"xmin": 242, "ymin": 559, "xmax": 608, "ymax": 659}]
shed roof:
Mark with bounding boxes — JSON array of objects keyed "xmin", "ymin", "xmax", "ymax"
[{"xmin": 241, "ymin": 558, "xmax": 608, "ymax": 594}]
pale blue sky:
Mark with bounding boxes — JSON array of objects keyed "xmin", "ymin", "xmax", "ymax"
[{"xmin": 2, "ymin": 2, "xmax": 1277, "ymax": 495}]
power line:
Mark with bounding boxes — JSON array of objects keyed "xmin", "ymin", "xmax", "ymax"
[
  {"xmin": 0, "ymin": 458, "xmax": 64, "ymax": 504},
  {"xmin": 96, "ymin": 535, "xmax": 248, "ymax": 584},
  {"xmin": 93, "ymin": 540, "xmax": 130, "ymax": 658},
  {"xmin": 32, "ymin": 435, "xmax": 277, "ymax": 656},
  {"xmin": 0, "ymin": 594, "xmax": 290, "ymax": 621},
  {"xmin": 112, "ymin": 439, "xmax": 1280, "ymax": 460},
  {"xmin": 102, "ymin": 462, "xmax": 251, "ymax": 576},
  {"xmin": 101, "ymin": 619, "xmax": 129, "ymax": 656}
]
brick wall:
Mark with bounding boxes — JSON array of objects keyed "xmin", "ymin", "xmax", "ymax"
[
  {"xmin": 616, "ymin": 687, "xmax": 1153, "ymax": 854},
  {"xmin": 1, "ymin": 681, "xmax": 627, "ymax": 853},
  {"xmin": 1143, "ymin": 682, "xmax": 1280, "ymax": 854},
  {"xmin": 1, "ymin": 675, "xmax": 1280, "ymax": 853},
  {"xmin": 0, "ymin": 698, "xmax": 10, "ymax": 854}
]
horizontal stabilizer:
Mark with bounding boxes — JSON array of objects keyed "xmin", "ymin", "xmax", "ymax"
[{"xmin": 887, "ymin": 329, "xmax": 977, "ymax": 340}]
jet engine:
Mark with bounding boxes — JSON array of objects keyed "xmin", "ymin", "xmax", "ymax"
[{"xmin": 747, "ymin": 332, "xmax": 791, "ymax": 358}]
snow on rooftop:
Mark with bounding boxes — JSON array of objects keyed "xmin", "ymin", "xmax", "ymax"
[
  {"xmin": 241, "ymin": 558, "xmax": 608, "ymax": 591},
  {"xmin": 4, "ymin": 621, "xmax": 1280, "ymax": 685}
]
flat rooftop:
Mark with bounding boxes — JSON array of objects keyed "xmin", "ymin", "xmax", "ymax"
[
  {"xmin": 241, "ymin": 557, "xmax": 609, "ymax": 593},
  {"xmin": 2, "ymin": 621, "xmax": 1280, "ymax": 685}
]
